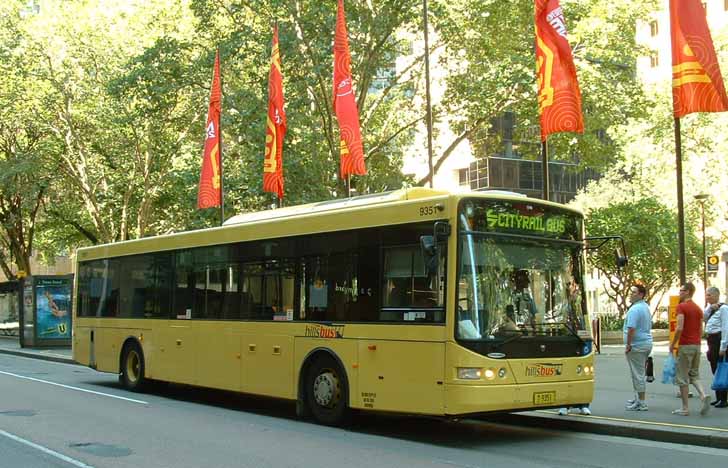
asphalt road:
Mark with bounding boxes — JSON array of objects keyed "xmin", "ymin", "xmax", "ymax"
[{"xmin": 1, "ymin": 354, "xmax": 727, "ymax": 468}]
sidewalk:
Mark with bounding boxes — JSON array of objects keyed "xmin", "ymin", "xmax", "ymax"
[
  {"xmin": 0, "ymin": 336, "xmax": 74, "ymax": 365},
  {"xmin": 1, "ymin": 336, "xmax": 726, "ymax": 447},
  {"xmin": 499, "ymin": 341, "xmax": 728, "ymax": 448}
]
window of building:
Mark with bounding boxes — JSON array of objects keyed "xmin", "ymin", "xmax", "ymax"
[
  {"xmin": 650, "ymin": 52, "xmax": 659, "ymax": 68},
  {"xmin": 459, "ymin": 168, "xmax": 469, "ymax": 187},
  {"xmin": 649, "ymin": 20, "xmax": 658, "ymax": 37},
  {"xmin": 725, "ymin": 0, "xmax": 728, "ymax": 11}
]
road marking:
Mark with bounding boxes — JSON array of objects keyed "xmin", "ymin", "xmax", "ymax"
[
  {"xmin": 0, "ymin": 429, "xmax": 95, "ymax": 468},
  {"xmin": 539, "ymin": 409, "xmax": 728, "ymax": 432},
  {"xmin": 0, "ymin": 370, "xmax": 148, "ymax": 405}
]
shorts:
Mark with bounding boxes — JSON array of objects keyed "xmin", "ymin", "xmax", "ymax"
[{"xmin": 675, "ymin": 345, "xmax": 701, "ymax": 386}]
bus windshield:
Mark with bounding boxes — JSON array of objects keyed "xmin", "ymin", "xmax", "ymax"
[{"xmin": 456, "ymin": 199, "xmax": 588, "ymax": 342}]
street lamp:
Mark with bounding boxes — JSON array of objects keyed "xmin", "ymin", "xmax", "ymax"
[{"xmin": 694, "ymin": 193, "xmax": 709, "ymax": 300}]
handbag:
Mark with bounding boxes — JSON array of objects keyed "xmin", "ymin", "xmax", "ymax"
[
  {"xmin": 712, "ymin": 357, "xmax": 728, "ymax": 391},
  {"xmin": 662, "ymin": 354, "xmax": 676, "ymax": 385},
  {"xmin": 645, "ymin": 356, "xmax": 654, "ymax": 382}
]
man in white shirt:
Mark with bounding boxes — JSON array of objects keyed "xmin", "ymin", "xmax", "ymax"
[{"xmin": 704, "ymin": 286, "xmax": 728, "ymax": 408}]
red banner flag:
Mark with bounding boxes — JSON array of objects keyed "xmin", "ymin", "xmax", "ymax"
[
  {"xmin": 197, "ymin": 51, "xmax": 222, "ymax": 209},
  {"xmin": 670, "ymin": 0, "xmax": 728, "ymax": 117},
  {"xmin": 263, "ymin": 25, "xmax": 287, "ymax": 200},
  {"xmin": 535, "ymin": 0, "xmax": 584, "ymax": 141},
  {"xmin": 333, "ymin": 0, "xmax": 366, "ymax": 178}
]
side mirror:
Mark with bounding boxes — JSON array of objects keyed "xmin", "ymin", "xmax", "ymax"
[
  {"xmin": 420, "ymin": 235, "xmax": 438, "ymax": 275},
  {"xmin": 615, "ymin": 250, "xmax": 628, "ymax": 268},
  {"xmin": 585, "ymin": 235, "xmax": 629, "ymax": 269}
]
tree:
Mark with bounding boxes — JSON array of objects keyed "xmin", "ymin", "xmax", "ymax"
[
  {"xmin": 582, "ymin": 194, "xmax": 701, "ymax": 317},
  {"xmin": 24, "ymin": 0, "xmax": 208, "ymax": 244},
  {"xmin": 188, "ymin": 0, "xmax": 422, "ymax": 203},
  {"xmin": 427, "ymin": 0, "xmax": 656, "ymax": 179},
  {"xmin": 0, "ymin": 0, "xmax": 57, "ymax": 278}
]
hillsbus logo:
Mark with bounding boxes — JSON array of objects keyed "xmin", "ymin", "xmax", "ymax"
[
  {"xmin": 304, "ymin": 325, "xmax": 345, "ymax": 339},
  {"xmin": 525, "ymin": 363, "xmax": 563, "ymax": 377}
]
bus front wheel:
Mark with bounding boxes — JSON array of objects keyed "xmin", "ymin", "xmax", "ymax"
[
  {"xmin": 305, "ymin": 355, "xmax": 349, "ymax": 426},
  {"xmin": 120, "ymin": 341, "xmax": 146, "ymax": 392}
]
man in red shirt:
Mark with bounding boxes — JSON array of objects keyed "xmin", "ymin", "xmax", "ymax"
[{"xmin": 669, "ymin": 282, "xmax": 710, "ymax": 416}]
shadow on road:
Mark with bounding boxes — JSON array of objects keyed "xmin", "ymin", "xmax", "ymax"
[{"xmin": 83, "ymin": 378, "xmax": 559, "ymax": 448}]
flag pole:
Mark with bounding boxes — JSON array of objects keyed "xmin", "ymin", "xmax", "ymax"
[
  {"xmin": 674, "ymin": 116, "xmax": 687, "ymax": 285},
  {"xmin": 541, "ymin": 139, "xmax": 549, "ymax": 201},
  {"xmin": 347, "ymin": 175, "xmax": 352, "ymax": 198},
  {"xmin": 218, "ymin": 47, "xmax": 225, "ymax": 227}
]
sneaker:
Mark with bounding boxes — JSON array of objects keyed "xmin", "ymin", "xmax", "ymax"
[
  {"xmin": 646, "ymin": 376, "xmax": 655, "ymax": 383},
  {"xmin": 625, "ymin": 398, "xmax": 636, "ymax": 406},
  {"xmin": 580, "ymin": 407, "xmax": 592, "ymax": 415},
  {"xmin": 557, "ymin": 407, "xmax": 568, "ymax": 416},
  {"xmin": 626, "ymin": 401, "xmax": 648, "ymax": 411}
]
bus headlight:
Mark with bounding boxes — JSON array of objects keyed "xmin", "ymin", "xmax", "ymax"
[
  {"xmin": 576, "ymin": 365, "xmax": 583, "ymax": 374},
  {"xmin": 457, "ymin": 368, "xmax": 483, "ymax": 380},
  {"xmin": 498, "ymin": 367, "xmax": 507, "ymax": 378},
  {"xmin": 584, "ymin": 365, "xmax": 592, "ymax": 375},
  {"xmin": 484, "ymin": 368, "xmax": 496, "ymax": 380}
]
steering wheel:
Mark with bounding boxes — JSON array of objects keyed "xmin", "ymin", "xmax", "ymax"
[{"xmin": 457, "ymin": 297, "xmax": 472, "ymax": 314}]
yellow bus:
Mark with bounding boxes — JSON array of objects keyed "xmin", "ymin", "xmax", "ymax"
[{"xmin": 73, "ymin": 188, "xmax": 595, "ymax": 425}]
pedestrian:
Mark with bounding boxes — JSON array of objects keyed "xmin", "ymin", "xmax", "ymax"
[
  {"xmin": 704, "ymin": 286, "xmax": 728, "ymax": 408},
  {"xmin": 669, "ymin": 282, "xmax": 711, "ymax": 416},
  {"xmin": 624, "ymin": 283, "xmax": 653, "ymax": 411}
]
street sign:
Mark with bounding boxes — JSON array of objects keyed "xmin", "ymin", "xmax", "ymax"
[{"xmin": 707, "ymin": 255, "xmax": 720, "ymax": 272}]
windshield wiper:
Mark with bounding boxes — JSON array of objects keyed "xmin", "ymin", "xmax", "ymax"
[
  {"xmin": 558, "ymin": 322, "xmax": 586, "ymax": 345},
  {"xmin": 491, "ymin": 330, "xmax": 528, "ymax": 349}
]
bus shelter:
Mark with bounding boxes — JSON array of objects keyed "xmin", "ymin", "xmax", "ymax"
[
  {"xmin": 0, "ymin": 281, "xmax": 20, "ymax": 337},
  {"xmin": 20, "ymin": 275, "xmax": 73, "ymax": 348}
]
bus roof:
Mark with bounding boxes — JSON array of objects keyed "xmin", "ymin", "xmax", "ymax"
[{"xmin": 223, "ymin": 187, "xmax": 450, "ymax": 226}]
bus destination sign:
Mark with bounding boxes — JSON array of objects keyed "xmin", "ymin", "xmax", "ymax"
[
  {"xmin": 485, "ymin": 209, "xmax": 566, "ymax": 235},
  {"xmin": 462, "ymin": 199, "xmax": 581, "ymax": 241}
]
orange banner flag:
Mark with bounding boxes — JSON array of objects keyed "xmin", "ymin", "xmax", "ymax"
[
  {"xmin": 263, "ymin": 25, "xmax": 287, "ymax": 200},
  {"xmin": 197, "ymin": 50, "xmax": 222, "ymax": 209},
  {"xmin": 333, "ymin": 0, "xmax": 366, "ymax": 179},
  {"xmin": 670, "ymin": 0, "xmax": 728, "ymax": 117},
  {"xmin": 535, "ymin": 0, "xmax": 584, "ymax": 141}
]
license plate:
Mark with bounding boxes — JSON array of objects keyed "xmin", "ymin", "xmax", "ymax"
[{"xmin": 533, "ymin": 391, "xmax": 556, "ymax": 405}]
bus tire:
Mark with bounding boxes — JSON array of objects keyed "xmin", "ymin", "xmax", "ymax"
[
  {"xmin": 119, "ymin": 341, "xmax": 146, "ymax": 392},
  {"xmin": 305, "ymin": 354, "xmax": 350, "ymax": 426}
]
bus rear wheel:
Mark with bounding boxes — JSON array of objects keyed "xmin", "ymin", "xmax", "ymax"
[
  {"xmin": 120, "ymin": 342, "xmax": 146, "ymax": 392},
  {"xmin": 305, "ymin": 355, "xmax": 349, "ymax": 426}
]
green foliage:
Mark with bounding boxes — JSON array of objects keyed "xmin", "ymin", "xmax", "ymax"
[
  {"xmin": 598, "ymin": 314, "xmax": 624, "ymax": 331},
  {"xmin": 0, "ymin": 0, "xmax": 724, "ymax": 283},
  {"xmin": 585, "ymin": 196, "xmax": 701, "ymax": 317},
  {"xmin": 432, "ymin": 0, "xmax": 654, "ymax": 170},
  {"xmin": 598, "ymin": 314, "xmax": 668, "ymax": 330}
]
